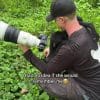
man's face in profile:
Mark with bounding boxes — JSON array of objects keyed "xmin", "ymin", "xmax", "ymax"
[{"xmin": 55, "ymin": 17, "xmax": 66, "ymax": 31}]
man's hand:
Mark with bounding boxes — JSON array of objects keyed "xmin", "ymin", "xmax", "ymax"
[
  {"xmin": 19, "ymin": 45, "xmax": 30, "ymax": 53},
  {"xmin": 43, "ymin": 48, "xmax": 50, "ymax": 57}
]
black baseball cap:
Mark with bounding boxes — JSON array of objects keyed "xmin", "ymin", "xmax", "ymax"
[{"xmin": 46, "ymin": 0, "xmax": 76, "ymax": 22}]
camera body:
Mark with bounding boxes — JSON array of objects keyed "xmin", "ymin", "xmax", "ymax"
[{"xmin": 0, "ymin": 21, "xmax": 47, "ymax": 51}]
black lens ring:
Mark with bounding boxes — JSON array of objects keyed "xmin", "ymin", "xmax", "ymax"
[{"xmin": 4, "ymin": 26, "xmax": 20, "ymax": 43}]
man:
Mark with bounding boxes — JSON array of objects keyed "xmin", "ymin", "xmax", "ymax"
[{"xmin": 20, "ymin": 0, "xmax": 100, "ymax": 99}]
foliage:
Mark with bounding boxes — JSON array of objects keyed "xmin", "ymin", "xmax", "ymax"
[
  {"xmin": 0, "ymin": 0, "xmax": 100, "ymax": 100},
  {"xmin": 88, "ymin": 0, "xmax": 100, "ymax": 7}
]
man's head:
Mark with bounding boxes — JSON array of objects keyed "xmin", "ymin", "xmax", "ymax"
[{"xmin": 46, "ymin": 0, "xmax": 76, "ymax": 29}]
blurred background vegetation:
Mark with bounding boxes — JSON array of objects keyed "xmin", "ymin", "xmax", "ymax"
[{"xmin": 0, "ymin": 0, "xmax": 100, "ymax": 100}]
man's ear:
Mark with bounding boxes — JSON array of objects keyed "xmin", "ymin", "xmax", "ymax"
[{"xmin": 58, "ymin": 17, "xmax": 65, "ymax": 23}]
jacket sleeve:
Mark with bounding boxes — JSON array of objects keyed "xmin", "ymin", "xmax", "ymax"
[{"xmin": 23, "ymin": 44, "xmax": 75, "ymax": 74}]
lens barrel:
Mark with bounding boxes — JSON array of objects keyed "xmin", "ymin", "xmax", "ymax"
[{"xmin": 0, "ymin": 21, "xmax": 47, "ymax": 51}]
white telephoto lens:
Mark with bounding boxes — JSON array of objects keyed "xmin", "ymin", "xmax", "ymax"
[
  {"xmin": 0, "ymin": 21, "xmax": 9, "ymax": 40},
  {"xmin": 17, "ymin": 31, "xmax": 41, "ymax": 47}
]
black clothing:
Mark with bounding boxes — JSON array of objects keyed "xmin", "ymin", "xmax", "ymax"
[
  {"xmin": 47, "ymin": 31, "xmax": 68, "ymax": 61},
  {"xmin": 23, "ymin": 27, "xmax": 100, "ymax": 99}
]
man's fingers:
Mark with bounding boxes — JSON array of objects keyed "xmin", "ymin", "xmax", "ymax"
[
  {"xmin": 18, "ymin": 44, "xmax": 30, "ymax": 53},
  {"xmin": 44, "ymin": 48, "xmax": 50, "ymax": 57}
]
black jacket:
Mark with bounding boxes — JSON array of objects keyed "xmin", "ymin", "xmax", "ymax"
[{"xmin": 23, "ymin": 27, "xmax": 100, "ymax": 99}]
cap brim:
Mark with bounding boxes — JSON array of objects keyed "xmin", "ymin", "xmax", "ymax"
[{"xmin": 46, "ymin": 14, "xmax": 54, "ymax": 22}]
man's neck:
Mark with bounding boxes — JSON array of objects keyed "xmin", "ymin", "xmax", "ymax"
[{"xmin": 65, "ymin": 18, "xmax": 83, "ymax": 37}]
